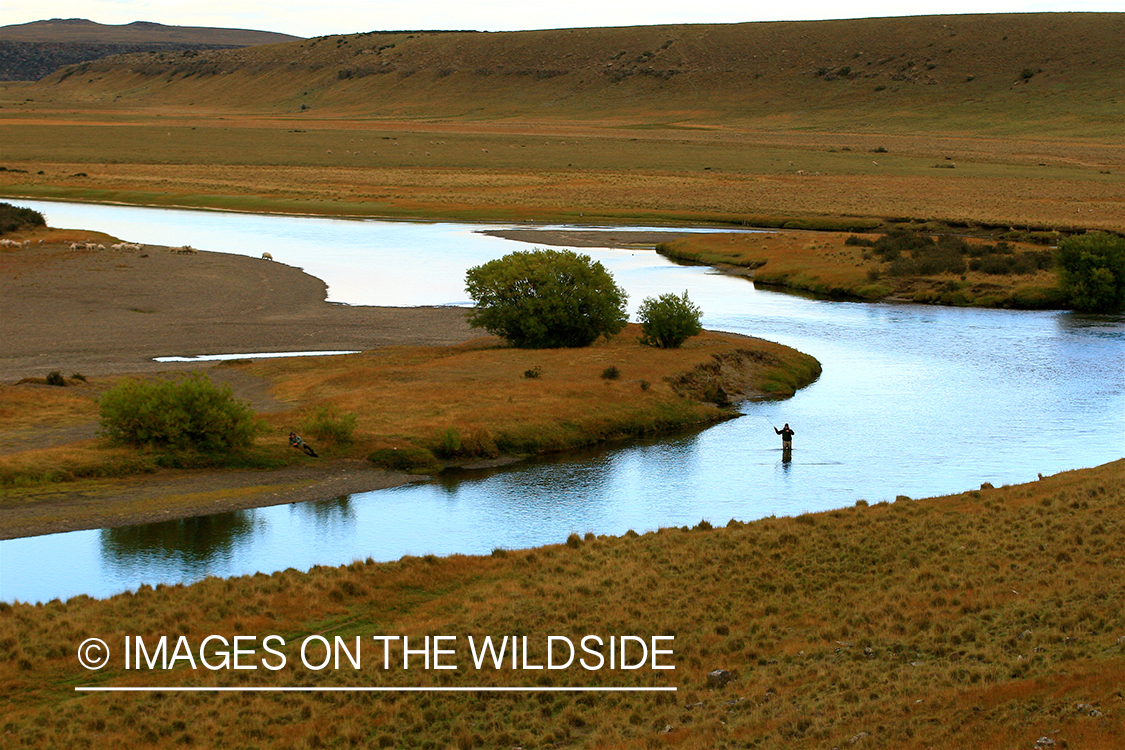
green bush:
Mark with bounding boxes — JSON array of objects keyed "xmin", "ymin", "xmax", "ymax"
[
  {"xmin": 1056, "ymin": 232, "xmax": 1125, "ymax": 312},
  {"xmin": 98, "ymin": 373, "xmax": 261, "ymax": 452},
  {"xmin": 638, "ymin": 291, "xmax": 703, "ymax": 349},
  {"xmin": 465, "ymin": 248, "xmax": 628, "ymax": 348},
  {"xmin": 0, "ymin": 202, "xmax": 46, "ymax": 234},
  {"xmin": 300, "ymin": 405, "xmax": 358, "ymax": 445}
]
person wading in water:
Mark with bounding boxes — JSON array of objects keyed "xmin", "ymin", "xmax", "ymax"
[{"xmin": 775, "ymin": 423, "xmax": 795, "ymax": 450}]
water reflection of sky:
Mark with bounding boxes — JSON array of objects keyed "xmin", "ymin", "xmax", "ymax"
[{"xmin": 1, "ymin": 201, "xmax": 1122, "ymax": 604}]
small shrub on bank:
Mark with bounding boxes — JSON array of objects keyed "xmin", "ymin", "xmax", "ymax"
[
  {"xmin": 45, "ymin": 371, "xmax": 66, "ymax": 387},
  {"xmin": 98, "ymin": 373, "xmax": 261, "ymax": 452},
  {"xmin": 638, "ymin": 291, "xmax": 703, "ymax": 349}
]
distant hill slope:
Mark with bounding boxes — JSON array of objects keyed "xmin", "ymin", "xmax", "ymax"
[
  {"xmin": 0, "ymin": 18, "xmax": 301, "ymax": 80},
  {"xmin": 24, "ymin": 13, "xmax": 1125, "ymax": 136}
]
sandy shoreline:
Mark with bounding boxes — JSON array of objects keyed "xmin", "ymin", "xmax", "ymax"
[
  {"xmin": 0, "ymin": 242, "xmax": 484, "ymax": 538},
  {"xmin": 0, "ymin": 243, "xmax": 477, "ymax": 381}
]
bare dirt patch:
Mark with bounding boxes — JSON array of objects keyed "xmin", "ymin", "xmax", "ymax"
[{"xmin": 0, "ymin": 242, "xmax": 475, "ymax": 381}]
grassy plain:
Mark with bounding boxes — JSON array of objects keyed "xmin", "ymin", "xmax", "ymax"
[
  {"xmin": 1, "ymin": 119, "xmax": 1121, "ymax": 232},
  {"xmin": 1, "ymin": 459, "xmax": 1121, "ymax": 749}
]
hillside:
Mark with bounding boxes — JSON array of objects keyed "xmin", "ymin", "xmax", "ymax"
[
  {"xmin": 0, "ymin": 18, "xmax": 300, "ymax": 45},
  {"xmin": 0, "ymin": 18, "xmax": 301, "ymax": 81},
  {"xmin": 30, "ymin": 13, "xmax": 1125, "ymax": 135}
]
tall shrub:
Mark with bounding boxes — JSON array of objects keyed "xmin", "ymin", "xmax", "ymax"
[
  {"xmin": 99, "ymin": 373, "xmax": 261, "ymax": 452},
  {"xmin": 1056, "ymin": 232, "xmax": 1125, "ymax": 312},
  {"xmin": 465, "ymin": 248, "xmax": 628, "ymax": 348},
  {"xmin": 638, "ymin": 291, "xmax": 704, "ymax": 349}
]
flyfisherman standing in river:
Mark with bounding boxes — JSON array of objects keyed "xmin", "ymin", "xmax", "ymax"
[{"xmin": 775, "ymin": 423, "xmax": 795, "ymax": 450}]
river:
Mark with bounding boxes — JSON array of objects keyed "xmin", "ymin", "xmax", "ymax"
[{"xmin": 1, "ymin": 200, "xmax": 1122, "ymax": 603}]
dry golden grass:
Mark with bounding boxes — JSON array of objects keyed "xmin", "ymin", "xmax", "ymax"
[
  {"xmin": 1, "ymin": 132, "xmax": 1121, "ymax": 232},
  {"xmin": 0, "ymin": 382, "xmax": 98, "ymax": 432},
  {"xmin": 249, "ymin": 325, "xmax": 819, "ymax": 460},
  {"xmin": 659, "ymin": 231, "xmax": 1063, "ymax": 305},
  {"xmin": 1, "ymin": 459, "xmax": 1120, "ymax": 749},
  {"xmin": 0, "ymin": 327, "xmax": 819, "ymax": 491}
]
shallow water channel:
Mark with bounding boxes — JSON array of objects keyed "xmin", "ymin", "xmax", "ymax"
[{"xmin": 2, "ymin": 200, "xmax": 1122, "ymax": 603}]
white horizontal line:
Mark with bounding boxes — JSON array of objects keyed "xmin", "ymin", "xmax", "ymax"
[
  {"xmin": 154, "ymin": 350, "xmax": 359, "ymax": 363},
  {"xmin": 76, "ymin": 686, "xmax": 676, "ymax": 693}
]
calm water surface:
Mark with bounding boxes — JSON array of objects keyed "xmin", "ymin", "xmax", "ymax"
[{"xmin": 2, "ymin": 200, "xmax": 1122, "ymax": 603}]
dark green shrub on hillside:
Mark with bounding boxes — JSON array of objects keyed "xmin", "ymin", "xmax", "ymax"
[
  {"xmin": 638, "ymin": 291, "xmax": 704, "ymax": 349},
  {"xmin": 465, "ymin": 248, "xmax": 628, "ymax": 348},
  {"xmin": 1056, "ymin": 232, "xmax": 1125, "ymax": 312},
  {"xmin": 99, "ymin": 373, "xmax": 261, "ymax": 452},
  {"xmin": 0, "ymin": 202, "xmax": 46, "ymax": 234}
]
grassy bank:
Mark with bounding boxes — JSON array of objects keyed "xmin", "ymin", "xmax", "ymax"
[
  {"xmin": 658, "ymin": 230, "xmax": 1065, "ymax": 308},
  {"xmin": 2, "ymin": 459, "xmax": 1121, "ymax": 748},
  {"xmin": 2, "ymin": 126, "xmax": 1121, "ymax": 234},
  {"xmin": 0, "ymin": 326, "xmax": 820, "ymax": 489}
]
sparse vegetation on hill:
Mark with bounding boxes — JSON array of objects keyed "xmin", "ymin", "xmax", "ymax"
[
  {"xmin": 23, "ymin": 13, "xmax": 1124, "ymax": 135},
  {"xmin": 0, "ymin": 19, "xmax": 301, "ymax": 81}
]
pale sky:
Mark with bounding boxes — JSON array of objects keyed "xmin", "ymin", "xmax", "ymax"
[{"xmin": 1, "ymin": 0, "xmax": 1117, "ymax": 38}]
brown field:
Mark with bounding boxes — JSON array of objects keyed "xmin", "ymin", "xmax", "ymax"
[
  {"xmin": 1, "ymin": 120, "xmax": 1122, "ymax": 233},
  {"xmin": 1, "ymin": 459, "xmax": 1121, "ymax": 749}
]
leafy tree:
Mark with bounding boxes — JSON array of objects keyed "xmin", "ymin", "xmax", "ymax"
[
  {"xmin": 99, "ymin": 373, "xmax": 261, "ymax": 452},
  {"xmin": 1056, "ymin": 232, "xmax": 1125, "ymax": 312},
  {"xmin": 638, "ymin": 291, "xmax": 704, "ymax": 348},
  {"xmin": 465, "ymin": 248, "xmax": 628, "ymax": 348}
]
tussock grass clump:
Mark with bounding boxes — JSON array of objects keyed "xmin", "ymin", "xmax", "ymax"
[{"xmin": 299, "ymin": 405, "xmax": 358, "ymax": 446}]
